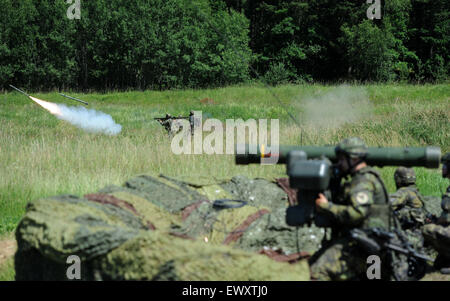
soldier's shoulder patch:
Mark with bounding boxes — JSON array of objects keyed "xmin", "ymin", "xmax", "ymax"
[{"xmin": 355, "ymin": 191, "xmax": 370, "ymax": 205}]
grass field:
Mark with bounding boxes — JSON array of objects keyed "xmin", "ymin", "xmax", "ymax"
[{"xmin": 0, "ymin": 83, "xmax": 449, "ymax": 280}]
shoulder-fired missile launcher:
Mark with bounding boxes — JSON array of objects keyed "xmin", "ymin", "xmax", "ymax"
[
  {"xmin": 236, "ymin": 144, "xmax": 441, "ymax": 168},
  {"xmin": 235, "ymin": 144, "xmax": 442, "ymax": 227}
]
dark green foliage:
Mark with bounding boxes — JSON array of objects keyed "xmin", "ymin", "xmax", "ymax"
[
  {"xmin": 341, "ymin": 20, "xmax": 397, "ymax": 82},
  {"xmin": 0, "ymin": 0, "xmax": 251, "ymax": 91},
  {"xmin": 244, "ymin": 0, "xmax": 448, "ymax": 84},
  {"xmin": 340, "ymin": 0, "xmax": 417, "ymax": 82},
  {"xmin": 0, "ymin": 0, "xmax": 77, "ymax": 90},
  {"xmin": 0, "ymin": 0, "xmax": 448, "ymax": 90},
  {"xmin": 70, "ymin": 0, "xmax": 251, "ymax": 90},
  {"xmin": 407, "ymin": 0, "xmax": 450, "ymax": 82},
  {"xmin": 263, "ymin": 62, "xmax": 291, "ymax": 85}
]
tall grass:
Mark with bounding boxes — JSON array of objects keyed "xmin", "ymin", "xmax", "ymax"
[
  {"xmin": 0, "ymin": 258, "xmax": 14, "ymax": 281},
  {"xmin": 0, "ymin": 84, "xmax": 449, "ymax": 235}
]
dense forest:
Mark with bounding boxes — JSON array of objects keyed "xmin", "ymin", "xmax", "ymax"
[{"xmin": 0, "ymin": 0, "xmax": 448, "ymax": 91}]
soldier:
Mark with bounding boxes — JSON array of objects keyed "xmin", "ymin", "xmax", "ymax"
[
  {"xmin": 188, "ymin": 110, "xmax": 195, "ymax": 131},
  {"xmin": 309, "ymin": 137, "xmax": 389, "ymax": 280},
  {"xmin": 422, "ymin": 153, "xmax": 450, "ymax": 274},
  {"xmin": 157, "ymin": 113, "xmax": 173, "ymax": 134},
  {"xmin": 156, "ymin": 113, "xmax": 189, "ymax": 136},
  {"xmin": 390, "ymin": 167, "xmax": 428, "ymax": 230}
]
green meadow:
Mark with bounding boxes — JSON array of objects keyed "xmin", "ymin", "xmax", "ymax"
[{"xmin": 0, "ymin": 84, "xmax": 449, "ymax": 280}]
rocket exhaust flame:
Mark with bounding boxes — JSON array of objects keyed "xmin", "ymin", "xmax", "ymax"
[{"xmin": 30, "ymin": 96, "xmax": 62, "ymax": 116}]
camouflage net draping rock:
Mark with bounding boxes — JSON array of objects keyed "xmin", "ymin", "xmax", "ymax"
[{"xmin": 15, "ymin": 174, "xmax": 321, "ymax": 280}]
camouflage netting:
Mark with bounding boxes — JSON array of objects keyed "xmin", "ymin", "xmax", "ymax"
[
  {"xmin": 176, "ymin": 202, "xmax": 324, "ymax": 255},
  {"xmin": 15, "ymin": 174, "xmax": 318, "ymax": 280},
  {"xmin": 101, "ymin": 174, "xmax": 325, "ymax": 254},
  {"xmin": 89, "ymin": 231, "xmax": 310, "ymax": 281}
]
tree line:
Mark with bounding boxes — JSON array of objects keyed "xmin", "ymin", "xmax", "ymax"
[{"xmin": 0, "ymin": 0, "xmax": 448, "ymax": 91}]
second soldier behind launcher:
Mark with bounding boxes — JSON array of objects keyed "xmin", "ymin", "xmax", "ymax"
[
  {"xmin": 390, "ymin": 167, "xmax": 430, "ymax": 230},
  {"xmin": 422, "ymin": 153, "xmax": 450, "ymax": 274}
]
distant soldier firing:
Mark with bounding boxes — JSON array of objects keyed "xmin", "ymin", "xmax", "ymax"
[{"xmin": 155, "ymin": 111, "xmax": 199, "ymax": 136}]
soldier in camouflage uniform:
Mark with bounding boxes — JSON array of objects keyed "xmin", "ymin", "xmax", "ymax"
[
  {"xmin": 158, "ymin": 114, "xmax": 174, "ymax": 134},
  {"xmin": 390, "ymin": 167, "xmax": 428, "ymax": 230},
  {"xmin": 309, "ymin": 137, "xmax": 389, "ymax": 280},
  {"xmin": 422, "ymin": 153, "xmax": 450, "ymax": 274},
  {"xmin": 157, "ymin": 113, "xmax": 191, "ymax": 136}
]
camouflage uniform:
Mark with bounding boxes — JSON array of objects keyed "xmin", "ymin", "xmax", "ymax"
[
  {"xmin": 310, "ymin": 138, "xmax": 389, "ymax": 280},
  {"xmin": 390, "ymin": 167, "xmax": 427, "ymax": 230},
  {"xmin": 158, "ymin": 114, "xmax": 174, "ymax": 134},
  {"xmin": 158, "ymin": 114, "xmax": 190, "ymax": 136},
  {"xmin": 422, "ymin": 186, "xmax": 450, "ymax": 269},
  {"xmin": 422, "ymin": 153, "xmax": 450, "ymax": 270}
]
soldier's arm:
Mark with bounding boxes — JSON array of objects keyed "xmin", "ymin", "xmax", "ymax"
[
  {"xmin": 439, "ymin": 188, "xmax": 450, "ymax": 225},
  {"xmin": 442, "ymin": 187, "xmax": 450, "ymax": 211},
  {"xmin": 389, "ymin": 190, "xmax": 407, "ymax": 210},
  {"xmin": 317, "ymin": 183, "xmax": 374, "ymax": 226}
]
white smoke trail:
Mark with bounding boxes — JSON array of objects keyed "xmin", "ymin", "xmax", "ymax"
[
  {"xmin": 29, "ymin": 96, "xmax": 122, "ymax": 135},
  {"xmin": 56, "ymin": 104, "xmax": 122, "ymax": 135}
]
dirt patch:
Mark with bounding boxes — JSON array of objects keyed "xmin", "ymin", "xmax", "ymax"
[
  {"xmin": 0, "ymin": 239, "xmax": 17, "ymax": 266},
  {"xmin": 200, "ymin": 97, "xmax": 215, "ymax": 105}
]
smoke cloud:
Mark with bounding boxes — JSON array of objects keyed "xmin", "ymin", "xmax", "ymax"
[
  {"xmin": 300, "ymin": 85, "xmax": 372, "ymax": 129},
  {"xmin": 57, "ymin": 105, "xmax": 122, "ymax": 135}
]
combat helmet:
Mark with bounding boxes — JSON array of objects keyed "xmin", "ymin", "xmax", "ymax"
[
  {"xmin": 335, "ymin": 137, "xmax": 368, "ymax": 159},
  {"xmin": 394, "ymin": 166, "xmax": 416, "ymax": 188}
]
